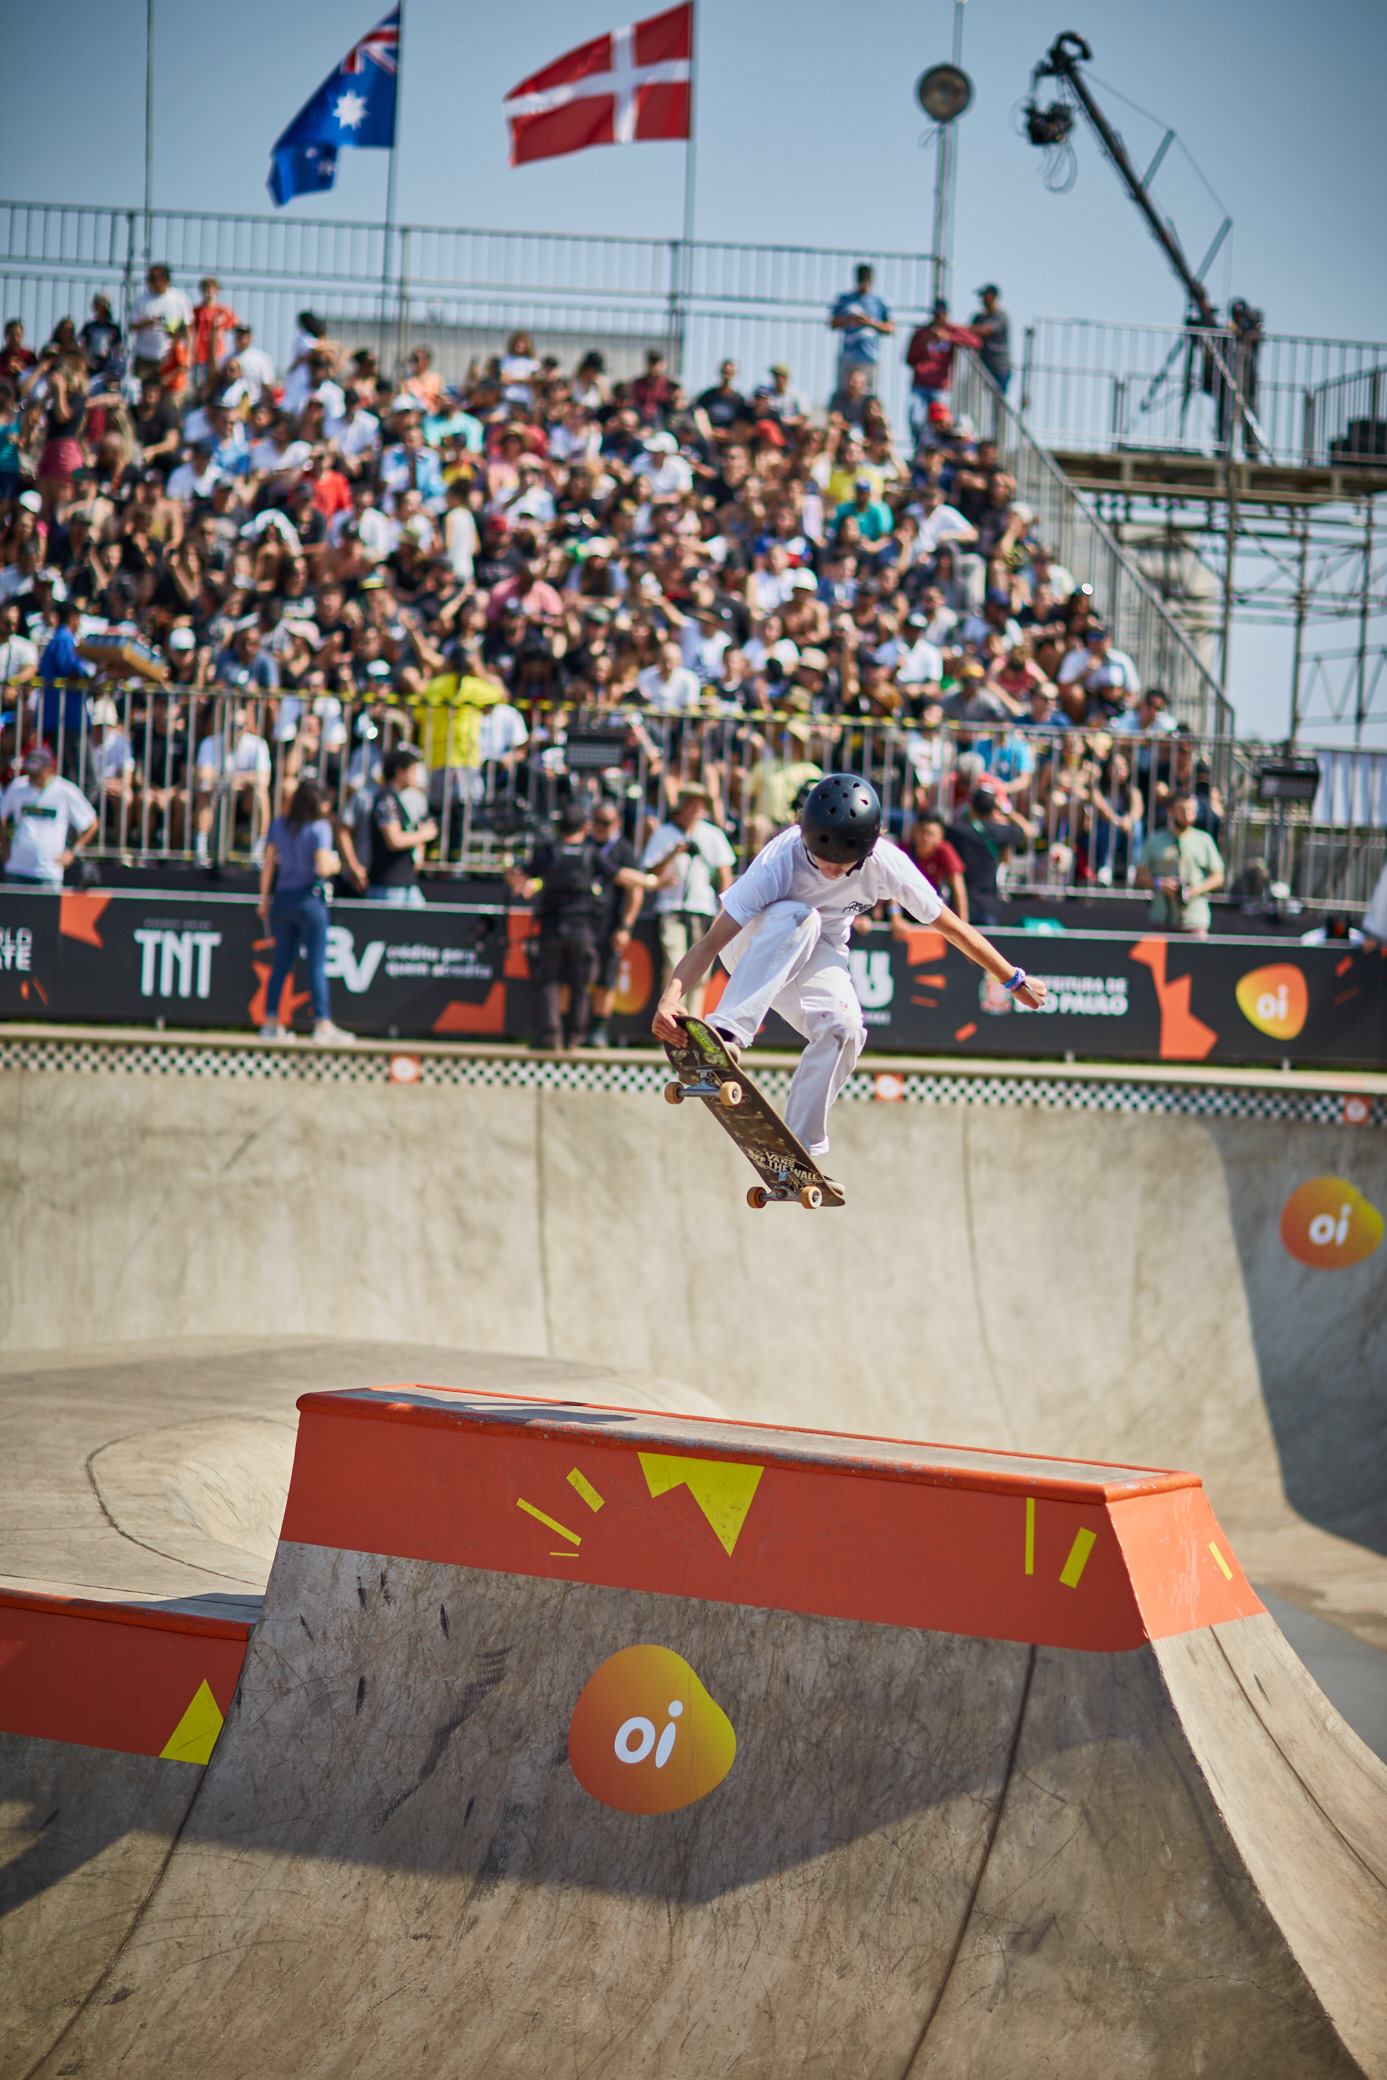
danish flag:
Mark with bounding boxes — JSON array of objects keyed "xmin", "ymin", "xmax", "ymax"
[
  {"xmin": 342, "ymin": 13, "xmax": 399, "ymax": 75},
  {"xmin": 504, "ymin": 3, "xmax": 692, "ymax": 166}
]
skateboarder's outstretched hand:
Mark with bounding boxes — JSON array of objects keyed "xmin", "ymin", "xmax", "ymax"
[{"xmin": 652, "ymin": 911, "xmax": 741, "ymax": 1044}]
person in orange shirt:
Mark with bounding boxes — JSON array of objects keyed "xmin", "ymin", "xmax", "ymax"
[
  {"xmin": 160, "ymin": 320, "xmax": 191, "ymax": 399},
  {"xmin": 192, "ymin": 277, "xmax": 239, "ymax": 392}
]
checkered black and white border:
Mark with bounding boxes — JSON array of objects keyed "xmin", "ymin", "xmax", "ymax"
[{"xmin": 0, "ymin": 1030, "xmax": 1378, "ymax": 1126}]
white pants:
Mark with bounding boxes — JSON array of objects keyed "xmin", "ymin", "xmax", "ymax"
[{"xmin": 715, "ymin": 902, "xmax": 866, "ymax": 1156}]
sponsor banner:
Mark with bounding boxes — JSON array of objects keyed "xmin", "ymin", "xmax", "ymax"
[{"xmin": 0, "ymin": 889, "xmax": 1383, "ymax": 1067}]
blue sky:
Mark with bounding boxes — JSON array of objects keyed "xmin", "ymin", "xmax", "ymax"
[
  {"xmin": 3, "ymin": 0, "xmax": 1385, "ymax": 737},
  {"xmin": 6, "ymin": 0, "xmax": 1385, "ymax": 341}
]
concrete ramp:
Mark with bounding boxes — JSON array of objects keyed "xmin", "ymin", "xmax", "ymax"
[{"xmin": 12, "ymin": 1382, "xmax": 1386, "ymax": 2080}]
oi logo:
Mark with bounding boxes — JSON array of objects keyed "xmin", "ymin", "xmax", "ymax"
[
  {"xmin": 1236, "ymin": 964, "xmax": 1308, "ymax": 1041},
  {"xmin": 568, "ymin": 1645, "xmax": 736, "ymax": 1814},
  {"xmin": 1280, "ymin": 1176, "xmax": 1383, "ymax": 1269}
]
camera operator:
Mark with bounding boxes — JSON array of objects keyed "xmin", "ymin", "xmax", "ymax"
[{"xmin": 506, "ymin": 801, "xmax": 654, "ymax": 1052}]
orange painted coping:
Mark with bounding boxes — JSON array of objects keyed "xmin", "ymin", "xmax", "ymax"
[
  {"xmin": 0, "ymin": 1590, "xmax": 249, "ymax": 1758},
  {"xmin": 283, "ymin": 1388, "xmax": 1261, "ymax": 1653}
]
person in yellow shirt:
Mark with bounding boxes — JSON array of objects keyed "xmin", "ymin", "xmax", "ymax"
[{"xmin": 407, "ymin": 658, "xmax": 530, "ymax": 836}]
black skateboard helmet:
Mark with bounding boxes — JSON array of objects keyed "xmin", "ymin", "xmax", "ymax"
[{"xmin": 800, "ymin": 773, "xmax": 882, "ymax": 866}]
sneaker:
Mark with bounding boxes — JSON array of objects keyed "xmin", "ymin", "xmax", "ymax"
[
  {"xmin": 709, "ymin": 1025, "xmax": 743, "ymax": 1066},
  {"xmin": 259, "ymin": 1022, "xmax": 288, "ymax": 1042},
  {"xmin": 584, "ymin": 1024, "xmax": 611, "ymax": 1049},
  {"xmin": 311, "ymin": 1020, "xmax": 356, "ymax": 1046}
]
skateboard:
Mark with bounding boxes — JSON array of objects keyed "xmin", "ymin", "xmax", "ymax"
[{"xmin": 662, "ymin": 1014, "xmax": 845, "ymax": 1211}]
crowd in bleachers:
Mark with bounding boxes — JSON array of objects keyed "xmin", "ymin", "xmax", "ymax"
[{"xmin": 0, "ymin": 263, "xmax": 1230, "ymax": 922}]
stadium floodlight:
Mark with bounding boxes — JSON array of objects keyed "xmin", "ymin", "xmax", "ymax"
[{"xmin": 916, "ymin": 63, "xmax": 973, "ymax": 124}]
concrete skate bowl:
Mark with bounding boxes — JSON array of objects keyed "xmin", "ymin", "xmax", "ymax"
[
  {"xmin": 3, "ymin": 1050, "xmax": 1386, "ymax": 1638},
  {"xmin": 3, "ymin": 1376, "xmax": 1386, "ymax": 2080}
]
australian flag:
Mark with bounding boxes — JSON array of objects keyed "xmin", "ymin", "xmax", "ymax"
[{"xmin": 268, "ymin": 8, "xmax": 399, "ymax": 206}]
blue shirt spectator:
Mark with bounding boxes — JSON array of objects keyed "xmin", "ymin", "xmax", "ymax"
[{"xmin": 830, "ymin": 266, "xmax": 894, "ymax": 369}]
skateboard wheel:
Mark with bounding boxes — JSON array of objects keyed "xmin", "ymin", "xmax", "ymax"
[
  {"xmin": 800, "ymin": 1185, "xmax": 823, "ymax": 1210},
  {"xmin": 663, "ymin": 1081, "xmax": 685, "ymax": 1106},
  {"xmin": 718, "ymin": 1081, "xmax": 743, "ymax": 1108},
  {"xmin": 747, "ymin": 1186, "xmax": 770, "ymax": 1210}
]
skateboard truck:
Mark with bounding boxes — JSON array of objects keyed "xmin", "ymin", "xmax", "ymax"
[
  {"xmin": 664, "ymin": 1076, "xmax": 743, "ymax": 1109},
  {"xmin": 747, "ymin": 1168, "xmax": 823, "ymax": 1212}
]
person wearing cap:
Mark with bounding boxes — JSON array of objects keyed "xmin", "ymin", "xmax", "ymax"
[
  {"xmin": 967, "ymin": 285, "xmax": 1011, "ymax": 393},
  {"xmin": 1056, "ymin": 623, "xmax": 1140, "ymax": 726},
  {"xmin": 753, "ymin": 364, "xmax": 809, "ymax": 428},
  {"xmin": 0, "ymin": 743, "xmax": 97, "ymax": 887},
  {"xmin": 946, "ymin": 783, "xmax": 1033, "ymax": 929},
  {"xmin": 632, "ymin": 432, "xmax": 692, "ymax": 501},
  {"xmin": 903, "ymin": 302, "xmax": 982, "ymax": 440},
  {"xmin": 832, "ymin": 477, "xmax": 893, "ymax": 544},
  {"xmin": 219, "ymin": 323, "xmax": 276, "ymax": 405},
  {"xmin": 642, "ymin": 785, "xmax": 737, "ymax": 1018}
]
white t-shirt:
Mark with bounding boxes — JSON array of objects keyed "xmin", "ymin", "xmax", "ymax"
[
  {"xmin": 0, "ymin": 634, "xmax": 38, "ymax": 685},
  {"xmin": 643, "ymin": 818, "xmax": 737, "ymax": 917},
  {"xmin": 130, "ymin": 286, "xmax": 193, "ymax": 361},
  {"xmin": 636, "ymin": 663, "xmax": 701, "ymax": 714},
  {"xmin": 475, "ymin": 704, "xmax": 529, "ymax": 763},
  {"xmin": 915, "ymin": 504, "xmax": 975, "ymax": 556},
  {"xmin": 444, "ymin": 505, "xmax": 479, "ymax": 582},
  {"xmin": 722, "ymin": 827, "xmax": 942, "ymax": 952},
  {"xmin": 195, "ymin": 730, "xmax": 272, "ymax": 780},
  {"xmin": 1, "ymin": 774, "xmax": 97, "ymax": 883}
]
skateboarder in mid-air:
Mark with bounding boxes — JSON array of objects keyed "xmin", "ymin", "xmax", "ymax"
[{"xmin": 652, "ymin": 775, "xmax": 1046, "ymax": 1162}]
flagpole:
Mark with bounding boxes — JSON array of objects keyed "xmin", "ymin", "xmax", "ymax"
[
  {"xmin": 380, "ymin": 0, "xmax": 403, "ymax": 377},
  {"xmin": 675, "ymin": 9, "xmax": 697, "ymax": 380}
]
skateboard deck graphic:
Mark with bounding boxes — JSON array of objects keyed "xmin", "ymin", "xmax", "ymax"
[{"xmin": 662, "ymin": 1015, "xmax": 845, "ymax": 1210}]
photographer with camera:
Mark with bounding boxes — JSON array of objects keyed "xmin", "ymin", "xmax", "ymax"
[
  {"xmin": 1136, "ymin": 792, "xmax": 1225, "ymax": 937},
  {"xmin": 642, "ymin": 784, "xmax": 737, "ymax": 1020}
]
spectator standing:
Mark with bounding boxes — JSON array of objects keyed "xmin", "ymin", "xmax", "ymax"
[
  {"xmin": 1136, "ymin": 792, "xmax": 1225, "ymax": 935},
  {"xmin": 256, "ymin": 779, "xmax": 353, "ymax": 1044},
  {"xmin": 192, "ymin": 279, "xmax": 239, "ymax": 391},
  {"xmin": 829, "ymin": 265, "xmax": 894, "ymax": 389},
  {"xmin": 643, "ymin": 784, "xmax": 736, "ymax": 1018},
  {"xmin": 754, "ymin": 364, "xmax": 809, "ymax": 428},
  {"xmin": 129, "ymin": 265, "xmax": 193, "ymax": 382},
  {"xmin": 0, "ymin": 744, "xmax": 97, "ymax": 886},
  {"xmin": 586, "ymin": 795, "xmax": 644, "ymax": 1048},
  {"xmin": 947, "ymin": 783, "xmax": 1029, "ymax": 928},
  {"xmin": 366, "ymin": 743, "xmax": 437, "ymax": 906},
  {"xmin": 968, "ymin": 285, "xmax": 1012, "ymax": 393},
  {"xmin": 193, "ymin": 701, "xmax": 273, "ymax": 866},
  {"xmin": 506, "ymin": 799, "xmax": 650, "ymax": 1052},
  {"xmin": 220, "ymin": 323, "xmax": 276, "ymax": 404},
  {"xmin": 79, "ymin": 295, "xmax": 122, "ymax": 382},
  {"xmin": 694, "ymin": 362, "xmax": 749, "ymax": 445},
  {"xmin": 904, "ymin": 302, "xmax": 982, "ymax": 437},
  {"xmin": 901, "ymin": 812, "xmax": 968, "ymax": 918}
]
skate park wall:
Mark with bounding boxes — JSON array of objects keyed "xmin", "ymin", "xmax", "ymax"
[{"xmin": 3, "ymin": 1040, "xmax": 1385, "ymax": 1584}]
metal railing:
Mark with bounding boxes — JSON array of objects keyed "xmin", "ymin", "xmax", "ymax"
[
  {"xmin": 953, "ymin": 350, "xmax": 1232, "ymax": 736},
  {"xmin": 1019, "ymin": 317, "xmax": 1387, "ymax": 470},
  {"xmin": 0, "ymin": 197, "xmax": 936, "ymax": 433},
  {"xmin": 11, "ymin": 685, "xmax": 1386, "ymax": 917}
]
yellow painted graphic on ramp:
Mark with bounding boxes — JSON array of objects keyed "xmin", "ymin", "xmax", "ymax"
[
  {"xmin": 159, "ymin": 1678, "xmax": 225, "ymax": 1765},
  {"xmin": 639, "ymin": 1454, "xmax": 764, "ymax": 1556},
  {"xmin": 567, "ymin": 1468, "xmax": 605, "ymax": 1513},
  {"xmin": 517, "ymin": 1497, "xmax": 581, "ymax": 1546},
  {"xmin": 1059, "ymin": 1528, "xmax": 1097, "ymax": 1589}
]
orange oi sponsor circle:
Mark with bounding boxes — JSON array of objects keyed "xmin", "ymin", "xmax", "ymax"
[
  {"xmin": 1280, "ymin": 1176, "xmax": 1384, "ymax": 1270},
  {"xmin": 568, "ymin": 1644, "xmax": 736, "ymax": 1814},
  {"xmin": 1235, "ymin": 963, "xmax": 1308, "ymax": 1042},
  {"xmin": 613, "ymin": 937, "xmax": 654, "ymax": 1017}
]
